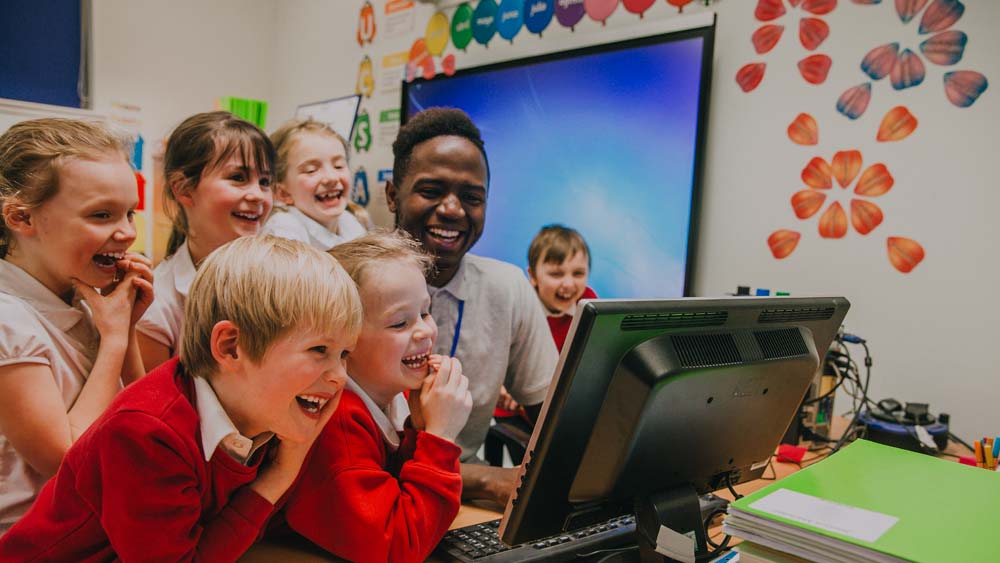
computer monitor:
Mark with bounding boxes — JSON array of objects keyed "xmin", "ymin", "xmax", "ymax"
[{"xmin": 499, "ymin": 296, "xmax": 850, "ymax": 560}]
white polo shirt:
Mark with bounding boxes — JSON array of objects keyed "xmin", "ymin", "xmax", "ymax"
[
  {"xmin": 136, "ymin": 243, "xmax": 196, "ymax": 354},
  {"xmin": 192, "ymin": 376, "xmax": 273, "ymax": 465},
  {"xmin": 262, "ymin": 206, "xmax": 367, "ymax": 251},
  {"xmin": 428, "ymin": 254, "xmax": 558, "ymax": 462},
  {"xmin": 0, "ymin": 259, "xmax": 101, "ymax": 532}
]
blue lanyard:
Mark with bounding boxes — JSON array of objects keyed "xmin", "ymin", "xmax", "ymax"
[{"xmin": 450, "ymin": 300, "xmax": 465, "ymax": 357}]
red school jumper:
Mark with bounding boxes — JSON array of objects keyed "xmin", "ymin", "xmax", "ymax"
[
  {"xmin": 0, "ymin": 358, "xmax": 276, "ymax": 562},
  {"xmin": 279, "ymin": 389, "xmax": 462, "ymax": 563}
]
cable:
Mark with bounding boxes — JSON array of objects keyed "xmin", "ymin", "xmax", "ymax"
[{"xmin": 724, "ymin": 472, "xmax": 742, "ymax": 500}]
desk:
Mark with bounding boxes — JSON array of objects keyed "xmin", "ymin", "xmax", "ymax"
[{"xmin": 240, "ymin": 418, "xmax": 971, "ymax": 562}]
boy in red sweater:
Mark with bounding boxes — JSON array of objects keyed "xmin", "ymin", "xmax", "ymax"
[
  {"xmin": 527, "ymin": 224, "xmax": 597, "ymax": 352},
  {"xmin": 0, "ymin": 235, "xmax": 361, "ymax": 562},
  {"xmin": 280, "ymin": 231, "xmax": 472, "ymax": 563}
]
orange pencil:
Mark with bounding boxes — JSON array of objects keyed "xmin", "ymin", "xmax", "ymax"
[{"xmin": 974, "ymin": 440, "xmax": 984, "ymax": 468}]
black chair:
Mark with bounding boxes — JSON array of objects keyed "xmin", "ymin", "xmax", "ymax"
[{"xmin": 484, "ymin": 416, "xmax": 533, "ymax": 466}]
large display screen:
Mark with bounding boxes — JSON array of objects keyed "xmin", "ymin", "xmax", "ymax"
[{"xmin": 402, "ymin": 25, "xmax": 713, "ymax": 298}]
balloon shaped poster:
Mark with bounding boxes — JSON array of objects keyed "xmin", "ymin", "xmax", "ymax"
[
  {"xmin": 472, "ymin": 0, "xmax": 498, "ymax": 46},
  {"xmin": 556, "ymin": 0, "xmax": 585, "ymax": 30},
  {"xmin": 585, "ymin": 0, "xmax": 619, "ymax": 25},
  {"xmin": 496, "ymin": 0, "xmax": 524, "ymax": 42},
  {"xmin": 666, "ymin": 0, "xmax": 695, "ymax": 13},
  {"xmin": 407, "ymin": 38, "xmax": 436, "ymax": 81},
  {"xmin": 623, "ymin": 0, "xmax": 655, "ymax": 18},
  {"xmin": 524, "ymin": 0, "xmax": 555, "ymax": 35},
  {"xmin": 425, "ymin": 12, "xmax": 450, "ymax": 56},
  {"xmin": 451, "ymin": 3, "xmax": 473, "ymax": 50}
]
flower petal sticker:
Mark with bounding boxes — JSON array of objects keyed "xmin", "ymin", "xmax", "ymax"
[
  {"xmin": 792, "ymin": 190, "xmax": 827, "ymax": 219},
  {"xmin": 920, "ymin": 30, "xmax": 967, "ymax": 65},
  {"xmin": 832, "ymin": 150, "xmax": 862, "ymax": 188},
  {"xmin": 850, "ymin": 199, "xmax": 883, "ymax": 234},
  {"xmin": 861, "ymin": 42, "xmax": 899, "ymax": 80},
  {"xmin": 918, "ymin": 0, "xmax": 964, "ymax": 35},
  {"xmin": 788, "ymin": 113, "xmax": 819, "ymax": 145},
  {"xmin": 887, "ymin": 237, "xmax": 925, "ymax": 273},
  {"xmin": 736, "ymin": 63, "xmax": 767, "ymax": 92},
  {"xmin": 818, "ymin": 201, "xmax": 848, "ymax": 238},
  {"xmin": 755, "ymin": 0, "xmax": 786, "ymax": 21},
  {"xmin": 855, "ymin": 163, "xmax": 894, "ymax": 196},
  {"xmin": 896, "ymin": 0, "xmax": 930, "ymax": 23},
  {"xmin": 836, "ymin": 82, "xmax": 872, "ymax": 119},
  {"xmin": 802, "ymin": 156, "xmax": 833, "ymax": 189},
  {"xmin": 890, "ymin": 48, "xmax": 926, "ymax": 90},
  {"xmin": 801, "ymin": 0, "xmax": 837, "ymax": 15},
  {"xmin": 768, "ymin": 230, "xmax": 802, "ymax": 259},
  {"xmin": 943, "ymin": 70, "xmax": 988, "ymax": 107},
  {"xmin": 799, "ymin": 18, "xmax": 830, "ymax": 50},
  {"xmin": 799, "ymin": 54, "xmax": 832, "ymax": 84},
  {"xmin": 753, "ymin": 25, "xmax": 785, "ymax": 55},
  {"xmin": 877, "ymin": 106, "xmax": 918, "ymax": 141}
]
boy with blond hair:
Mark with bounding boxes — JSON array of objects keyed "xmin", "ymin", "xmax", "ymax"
[{"xmin": 0, "ymin": 235, "xmax": 361, "ymax": 562}]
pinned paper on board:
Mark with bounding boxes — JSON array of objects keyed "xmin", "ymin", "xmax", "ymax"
[
  {"xmin": 472, "ymin": 0, "xmax": 499, "ymax": 46},
  {"xmin": 555, "ymin": 0, "xmax": 585, "ymax": 31},
  {"xmin": 496, "ymin": 0, "xmax": 524, "ymax": 42},
  {"xmin": 524, "ymin": 0, "xmax": 555, "ymax": 35},
  {"xmin": 356, "ymin": 55, "xmax": 375, "ymax": 97},
  {"xmin": 352, "ymin": 167, "xmax": 370, "ymax": 207},
  {"xmin": 425, "ymin": 12, "xmax": 450, "ymax": 56},
  {"xmin": 352, "ymin": 109, "xmax": 372, "ymax": 153},
  {"xmin": 357, "ymin": 1, "xmax": 377, "ymax": 45},
  {"xmin": 585, "ymin": 0, "xmax": 619, "ymax": 25}
]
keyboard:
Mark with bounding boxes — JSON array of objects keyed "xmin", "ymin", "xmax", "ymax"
[{"xmin": 434, "ymin": 515, "xmax": 635, "ymax": 563}]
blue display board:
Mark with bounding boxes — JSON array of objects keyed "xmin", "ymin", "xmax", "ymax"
[{"xmin": 0, "ymin": 0, "xmax": 83, "ymax": 108}]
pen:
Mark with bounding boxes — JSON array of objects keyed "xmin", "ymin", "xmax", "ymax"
[{"xmin": 974, "ymin": 440, "xmax": 984, "ymax": 468}]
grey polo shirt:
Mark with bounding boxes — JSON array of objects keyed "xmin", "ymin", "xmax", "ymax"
[{"xmin": 429, "ymin": 254, "xmax": 558, "ymax": 462}]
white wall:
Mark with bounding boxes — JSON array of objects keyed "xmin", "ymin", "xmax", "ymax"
[{"xmin": 91, "ymin": 0, "xmax": 278, "ymax": 160}]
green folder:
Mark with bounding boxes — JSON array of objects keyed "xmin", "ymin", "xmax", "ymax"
[{"xmin": 728, "ymin": 440, "xmax": 999, "ymax": 562}]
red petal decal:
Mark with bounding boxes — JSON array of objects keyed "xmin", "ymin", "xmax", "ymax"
[
  {"xmin": 832, "ymin": 150, "xmax": 863, "ymax": 188},
  {"xmin": 799, "ymin": 54, "xmax": 832, "ymax": 84},
  {"xmin": 836, "ymin": 82, "xmax": 872, "ymax": 119},
  {"xmin": 944, "ymin": 70, "xmax": 989, "ymax": 108},
  {"xmin": 890, "ymin": 48, "xmax": 926, "ymax": 90},
  {"xmin": 920, "ymin": 30, "xmax": 967, "ymax": 66},
  {"xmin": 877, "ymin": 106, "xmax": 918, "ymax": 142},
  {"xmin": 792, "ymin": 190, "xmax": 827, "ymax": 219},
  {"xmin": 755, "ymin": 0, "xmax": 786, "ymax": 21},
  {"xmin": 818, "ymin": 201, "xmax": 848, "ymax": 238},
  {"xmin": 919, "ymin": 0, "xmax": 964, "ymax": 34},
  {"xmin": 799, "ymin": 18, "xmax": 830, "ymax": 50},
  {"xmin": 788, "ymin": 0, "xmax": 803, "ymax": 6},
  {"xmin": 802, "ymin": 0, "xmax": 837, "ymax": 15},
  {"xmin": 895, "ymin": 0, "xmax": 930, "ymax": 23},
  {"xmin": 850, "ymin": 199, "xmax": 883, "ymax": 235},
  {"xmin": 768, "ymin": 230, "xmax": 801, "ymax": 259},
  {"xmin": 736, "ymin": 63, "xmax": 767, "ymax": 92},
  {"xmin": 802, "ymin": 156, "xmax": 833, "ymax": 189},
  {"xmin": 787, "ymin": 113, "xmax": 819, "ymax": 145},
  {"xmin": 855, "ymin": 164, "xmax": 894, "ymax": 196},
  {"xmin": 753, "ymin": 24, "xmax": 785, "ymax": 54},
  {"xmin": 887, "ymin": 237, "xmax": 925, "ymax": 272},
  {"xmin": 861, "ymin": 42, "xmax": 899, "ymax": 80}
]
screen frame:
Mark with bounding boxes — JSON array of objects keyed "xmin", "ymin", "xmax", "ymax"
[{"xmin": 400, "ymin": 17, "xmax": 716, "ymax": 297}]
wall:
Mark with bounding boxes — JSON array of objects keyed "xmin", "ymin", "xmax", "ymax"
[{"xmin": 268, "ymin": 0, "xmax": 999, "ymax": 441}]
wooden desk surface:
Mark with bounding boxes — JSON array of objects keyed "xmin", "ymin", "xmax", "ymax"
[{"xmin": 241, "ymin": 417, "xmax": 971, "ymax": 562}]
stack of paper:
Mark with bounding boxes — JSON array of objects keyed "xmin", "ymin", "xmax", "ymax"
[{"xmin": 723, "ymin": 440, "xmax": 1000, "ymax": 563}]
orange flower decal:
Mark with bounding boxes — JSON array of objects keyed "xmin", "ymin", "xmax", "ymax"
[
  {"xmin": 887, "ymin": 237, "xmax": 925, "ymax": 273},
  {"xmin": 776, "ymin": 109, "xmax": 925, "ymax": 272}
]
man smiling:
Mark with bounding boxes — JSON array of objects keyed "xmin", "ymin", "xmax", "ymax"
[{"xmin": 385, "ymin": 108, "xmax": 558, "ymax": 506}]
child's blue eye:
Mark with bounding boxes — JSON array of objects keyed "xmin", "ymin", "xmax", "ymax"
[
  {"xmin": 340, "ymin": 350, "xmax": 350, "ymax": 360},
  {"xmin": 310, "ymin": 345, "xmax": 327, "ymax": 354}
]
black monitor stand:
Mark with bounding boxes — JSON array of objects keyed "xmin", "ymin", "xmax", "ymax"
[{"xmin": 598, "ymin": 485, "xmax": 711, "ymax": 563}]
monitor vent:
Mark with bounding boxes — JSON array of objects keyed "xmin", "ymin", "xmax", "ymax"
[
  {"xmin": 758, "ymin": 306, "xmax": 836, "ymax": 323},
  {"xmin": 621, "ymin": 311, "xmax": 728, "ymax": 332},
  {"xmin": 671, "ymin": 333, "xmax": 741, "ymax": 368},
  {"xmin": 754, "ymin": 328, "xmax": 808, "ymax": 359}
]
